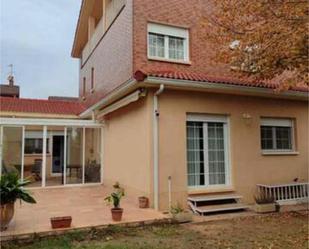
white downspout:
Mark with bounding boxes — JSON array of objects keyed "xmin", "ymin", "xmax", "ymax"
[{"xmin": 153, "ymin": 84, "xmax": 164, "ymax": 211}]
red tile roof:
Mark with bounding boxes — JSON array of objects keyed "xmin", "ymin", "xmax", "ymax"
[
  {"xmin": 135, "ymin": 70, "xmax": 309, "ymax": 93},
  {"xmin": 0, "ymin": 97, "xmax": 86, "ymax": 116}
]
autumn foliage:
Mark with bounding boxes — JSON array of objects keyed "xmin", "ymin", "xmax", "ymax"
[{"xmin": 203, "ymin": 0, "xmax": 308, "ymax": 88}]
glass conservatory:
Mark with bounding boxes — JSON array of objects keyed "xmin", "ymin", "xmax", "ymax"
[{"xmin": 0, "ymin": 118, "xmax": 103, "ymax": 188}]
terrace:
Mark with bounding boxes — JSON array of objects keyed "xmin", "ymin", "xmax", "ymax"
[
  {"xmin": 0, "ymin": 117, "xmax": 168, "ymax": 240},
  {"xmin": 0, "ymin": 186, "xmax": 167, "ymax": 240}
]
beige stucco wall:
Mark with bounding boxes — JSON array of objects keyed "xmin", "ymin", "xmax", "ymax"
[
  {"xmin": 103, "ymin": 96, "xmax": 153, "ymax": 202},
  {"xmin": 157, "ymin": 90, "xmax": 308, "ymax": 210},
  {"xmin": 101, "ymin": 89, "xmax": 308, "ymax": 211}
]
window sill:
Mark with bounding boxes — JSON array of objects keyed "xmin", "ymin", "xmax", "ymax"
[
  {"xmin": 262, "ymin": 151, "xmax": 299, "ymax": 156},
  {"xmin": 148, "ymin": 56, "xmax": 191, "ymax": 65}
]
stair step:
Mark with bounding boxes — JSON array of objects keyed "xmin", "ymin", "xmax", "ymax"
[
  {"xmin": 188, "ymin": 194, "xmax": 242, "ymax": 203},
  {"xmin": 194, "ymin": 203, "xmax": 248, "ymax": 214}
]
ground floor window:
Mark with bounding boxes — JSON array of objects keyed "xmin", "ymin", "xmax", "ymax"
[
  {"xmin": 260, "ymin": 118, "xmax": 294, "ymax": 151},
  {"xmin": 187, "ymin": 114, "xmax": 230, "ymax": 188}
]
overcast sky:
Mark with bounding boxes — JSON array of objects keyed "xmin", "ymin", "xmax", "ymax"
[{"xmin": 0, "ymin": 0, "xmax": 81, "ymax": 99}]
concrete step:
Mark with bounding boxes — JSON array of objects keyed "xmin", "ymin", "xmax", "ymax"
[
  {"xmin": 194, "ymin": 203, "xmax": 248, "ymax": 214},
  {"xmin": 188, "ymin": 194, "xmax": 242, "ymax": 203}
]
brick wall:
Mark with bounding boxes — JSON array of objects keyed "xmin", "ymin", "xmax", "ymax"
[
  {"xmin": 79, "ymin": 0, "xmax": 250, "ymax": 108},
  {"xmin": 133, "ymin": 0, "xmax": 231, "ymax": 76},
  {"xmin": 79, "ymin": 0, "xmax": 133, "ymax": 108}
]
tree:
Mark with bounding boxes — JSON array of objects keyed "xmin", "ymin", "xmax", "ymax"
[{"xmin": 203, "ymin": 0, "xmax": 308, "ymax": 88}]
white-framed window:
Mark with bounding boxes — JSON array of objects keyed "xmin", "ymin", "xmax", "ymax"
[
  {"xmin": 24, "ymin": 131, "xmax": 50, "ymax": 154},
  {"xmin": 147, "ymin": 23, "xmax": 189, "ymax": 62},
  {"xmin": 186, "ymin": 114, "xmax": 230, "ymax": 188},
  {"xmin": 260, "ymin": 118, "xmax": 294, "ymax": 152}
]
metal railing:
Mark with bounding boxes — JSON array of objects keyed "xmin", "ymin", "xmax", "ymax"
[{"xmin": 257, "ymin": 182, "xmax": 309, "ymax": 202}]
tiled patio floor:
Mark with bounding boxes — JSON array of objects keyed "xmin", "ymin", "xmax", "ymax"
[{"xmin": 0, "ymin": 185, "xmax": 167, "ymax": 239}]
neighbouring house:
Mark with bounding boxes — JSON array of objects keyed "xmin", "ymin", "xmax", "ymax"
[
  {"xmin": 1, "ymin": 0, "xmax": 308, "ymax": 213},
  {"xmin": 0, "ymin": 77, "xmax": 102, "ymax": 188}
]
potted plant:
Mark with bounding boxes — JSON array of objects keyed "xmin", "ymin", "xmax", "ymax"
[
  {"xmin": 254, "ymin": 191, "xmax": 276, "ymax": 213},
  {"xmin": 50, "ymin": 216, "xmax": 72, "ymax": 229},
  {"xmin": 170, "ymin": 203, "xmax": 193, "ymax": 223},
  {"xmin": 138, "ymin": 196, "xmax": 149, "ymax": 208},
  {"xmin": 105, "ymin": 182, "xmax": 125, "ymax": 222},
  {"xmin": 0, "ymin": 173, "xmax": 36, "ymax": 231}
]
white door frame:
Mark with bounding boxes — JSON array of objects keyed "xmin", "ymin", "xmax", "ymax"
[
  {"xmin": 50, "ymin": 131, "xmax": 65, "ymax": 177},
  {"xmin": 187, "ymin": 114, "xmax": 231, "ymax": 189}
]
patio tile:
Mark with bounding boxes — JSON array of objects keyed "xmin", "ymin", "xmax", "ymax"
[{"xmin": 0, "ymin": 185, "xmax": 167, "ymax": 239}]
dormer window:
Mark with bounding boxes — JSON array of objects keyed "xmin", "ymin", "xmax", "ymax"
[{"xmin": 147, "ymin": 23, "xmax": 189, "ymax": 63}]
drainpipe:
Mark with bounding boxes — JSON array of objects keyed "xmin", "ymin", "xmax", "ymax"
[{"xmin": 153, "ymin": 84, "xmax": 164, "ymax": 211}]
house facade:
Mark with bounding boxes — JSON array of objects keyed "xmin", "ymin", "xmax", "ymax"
[
  {"xmin": 70, "ymin": 0, "xmax": 308, "ymax": 211},
  {"xmin": 0, "ymin": 0, "xmax": 308, "ymax": 212}
]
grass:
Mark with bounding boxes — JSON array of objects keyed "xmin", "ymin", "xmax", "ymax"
[{"xmin": 3, "ymin": 211, "xmax": 308, "ymax": 249}]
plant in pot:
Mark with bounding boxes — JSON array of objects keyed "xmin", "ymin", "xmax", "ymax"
[
  {"xmin": 0, "ymin": 173, "xmax": 36, "ymax": 231},
  {"xmin": 254, "ymin": 190, "xmax": 276, "ymax": 213},
  {"xmin": 138, "ymin": 196, "xmax": 149, "ymax": 209},
  {"xmin": 105, "ymin": 182, "xmax": 125, "ymax": 222},
  {"xmin": 170, "ymin": 203, "xmax": 193, "ymax": 223}
]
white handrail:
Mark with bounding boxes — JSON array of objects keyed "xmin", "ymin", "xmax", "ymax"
[
  {"xmin": 257, "ymin": 182, "xmax": 308, "ymax": 188},
  {"xmin": 257, "ymin": 182, "xmax": 309, "ymax": 202}
]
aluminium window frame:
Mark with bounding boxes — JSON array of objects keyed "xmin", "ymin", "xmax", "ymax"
[
  {"xmin": 0, "ymin": 119, "xmax": 103, "ymax": 188},
  {"xmin": 260, "ymin": 118, "xmax": 295, "ymax": 153},
  {"xmin": 147, "ymin": 23, "xmax": 190, "ymax": 62}
]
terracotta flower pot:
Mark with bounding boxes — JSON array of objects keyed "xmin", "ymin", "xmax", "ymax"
[
  {"xmin": 138, "ymin": 197, "xmax": 149, "ymax": 209},
  {"xmin": 254, "ymin": 203, "xmax": 276, "ymax": 213},
  {"xmin": 0, "ymin": 202, "xmax": 15, "ymax": 231},
  {"xmin": 172, "ymin": 212, "xmax": 193, "ymax": 223},
  {"xmin": 111, "ymin": 208, "xmax": 123, "ymax": 222},
  {"xmin": 50, "ymin": 216, "xmax": 72, "ymax": 229}
]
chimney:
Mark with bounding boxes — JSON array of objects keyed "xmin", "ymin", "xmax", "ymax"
[
  {"xmin": 0, "ymin": 75, "xmax": 20, "ymax": 98},
  {"xmin": 8, "ymin": 75, "xmax": 14, "ymax": 86}
]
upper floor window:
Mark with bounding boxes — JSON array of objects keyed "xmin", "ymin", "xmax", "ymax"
[
  {"xmin": 91, "ymin": 67, "xmax": 95, "ymax": 91},
  {"xmin": 82, "ymin": 77, "xmax": 86, "ymax": 98},
  {"xmin": 260, "ymin": 118, "xmax": 294, "ymax": 152},
  {"xmin": 147, "ymin": 23, "xmax": 189, "ymax": 63}
]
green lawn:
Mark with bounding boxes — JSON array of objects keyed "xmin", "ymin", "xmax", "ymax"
[{"xmin": 3, "ymin": 211, "xmax": 308, "ymax": 249}]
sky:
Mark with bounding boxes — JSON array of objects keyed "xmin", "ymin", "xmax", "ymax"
[{"xmin": 0, "ymin": 0, "xmax": 82, "ymax": 99}]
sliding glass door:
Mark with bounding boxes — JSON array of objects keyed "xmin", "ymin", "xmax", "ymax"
[
  {"xmin": 1, "ymin": 126, "xmax": 23, "ymax": 177},
  {"xmin": 24, "ymin": 126, "xmax": 43, "ymax": 187},
  {"xmin": 0, "ymin": 124, "xmax": 103, "ymax": 187},
  {"xmin": 187, "ymin": 115, "xmax": 230, "ymax": 188},
  {"xmin": 85, "ymin": 128, "xmax": 101, "ymax": 183},
  {"xmin": 66, "ymin": 127, "xmax": 83, "ymax": 184}
]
